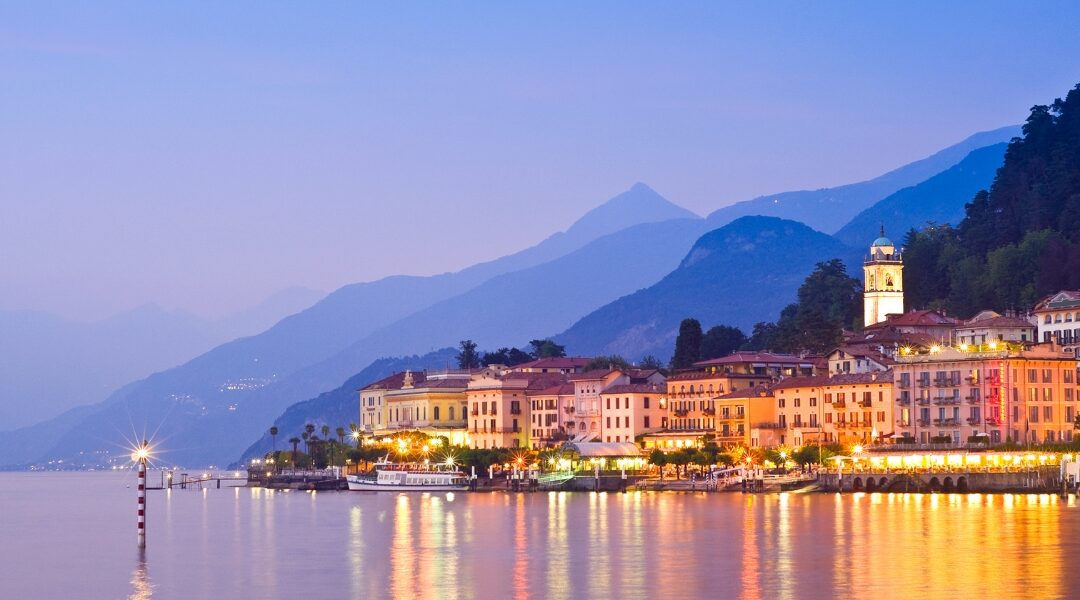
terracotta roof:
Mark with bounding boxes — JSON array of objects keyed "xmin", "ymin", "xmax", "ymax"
[
  {"xmin": 717, "ymin": 385, "xmax": 773, "ymax": 399},
  {"xmin": 511, "ymin": 356, "xmax": 593, "ymax": 370},
  {"xmin": 956, "ymin": 314, "xmax": 1035, "ymax": 329},
  {"xmin": 829, "ymin": 344, "xmax": 897, "ymax": 366},
  {"xmin": 530, "ymin": 383, "xmax": 577, "ymax": 396},
  {"xmin": 864, "ymin": 309, "xmax": 957, "ymax": 330},
  {"xmin": 361, "ymin": 370, "xmax": 427, "ymax": 391},
  {"xmin": 601, "ymin": 383, "xmax": 664, "ymax": 395},
  {"xmin": 693, "ymin": 351, "xmax": 815, "ymax": 367},
  {"xmin": 568, "ymin": 369, "xmax": 618, "ymax": 381},
  {"xmin": 667, "ymin": 371, "xmax": 761, "ymax": 382}
]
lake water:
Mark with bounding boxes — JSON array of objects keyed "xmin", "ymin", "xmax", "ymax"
[{"xmin": 3, "ymin": 472, "xmax": 1080, "ymax": 599}]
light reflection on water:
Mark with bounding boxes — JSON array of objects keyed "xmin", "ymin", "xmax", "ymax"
[{"xmin": 2, "ymin": 473, "xmax": 1080, "ymax": 599}]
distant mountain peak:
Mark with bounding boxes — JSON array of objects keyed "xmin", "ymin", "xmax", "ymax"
[{"xmin": 563, "ymin": 183, "xmax": 699, "ymax": 240}]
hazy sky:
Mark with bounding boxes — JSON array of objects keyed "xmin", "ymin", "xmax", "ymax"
[{"xmin": 3, "ymin": 2, "xmax": 1079, "ymax": 320}]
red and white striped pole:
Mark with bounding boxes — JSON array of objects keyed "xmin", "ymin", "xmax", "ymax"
[{"xmin": 137, "ymin": 440, "xmax": 148, "ymax": 548}]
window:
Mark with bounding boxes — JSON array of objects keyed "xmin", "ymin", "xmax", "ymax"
[
  {"xmin": 644, "ymin": 416, "xmax": 651, "ymax": 428},
  {"xmin": 1028, "ymin": 369, "xmax": 1037, "ymax": 383},
  {"xmin": 606, "ymin": 398, "xmax": 611, "ymax": 410},
  {"xmin": 1043, "ymin": 369, "xmax": 1053, "ymax": 383},
  {"xmin": 433, "ymin": 406, "xmax": 440, "ymax": 421},
  {"xmin": 606, "ymin": 417, "xmax": 611, "ymax": 428},
  {"xmin": 810, "ymin": 397, "xmax": 818, "ymax": 407},
  {"xmin": 1029, "ymin": 407, "xmax": 1039, "ymax": 423},
  {"xmin": 1044, "ymin": 406, "xmax": 1053, "ymax": 421},
  {"xmin": 1044, "ymin": 388, "xmax": 1053, "ymax": 402},
  {"xmin": 644, "ymin": 397, "xmax": 651, "ymax": 408},
  {"xmin": 794, "ymin": 398, "xmax": 801, "ymax": 408},
  {"xmin": 778, "ymin": 398, "xmax": 786, "ymax": 408}
]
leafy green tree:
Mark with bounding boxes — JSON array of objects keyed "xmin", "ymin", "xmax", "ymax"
[
  {"xmin": 648, "ymin": 448, "xmax": 669, "ymax": 480},
  {"xmin": 700, "ymin": 325, "xmax": 747, "ymax": 360},
  {"xmin": 671, "ymin": 318, "xmax": 703, "ymax": 370},
  {"xmin": 529, "ymin": 339, "xmax": 567, "ymax": 358},
  {"xmin": 638, "ymin": 355, "xmax": 664, "ymax": 371},
  {"xmin": 457, "ymin": 340, "xmax": 481, "ymax": 369},
  {"xmin": 584, "ymin": 355, "xmax": 631, "ymax": 371},
  {"xmin": 482, "ymin": 347, "xmax": 533, "ymax": 366},
  {"xmin": 742, "ymin": 321, "xmax": 780, "ymax": 351}
]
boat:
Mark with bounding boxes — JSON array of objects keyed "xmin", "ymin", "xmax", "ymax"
[{"xmin": 346, "ymin": 460, "xmax": 471, "ymax": 492}]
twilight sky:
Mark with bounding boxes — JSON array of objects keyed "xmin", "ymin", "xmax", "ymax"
[{"xmin": 2, "ymin": 2, "xmax": 1079, "ymax": 321}]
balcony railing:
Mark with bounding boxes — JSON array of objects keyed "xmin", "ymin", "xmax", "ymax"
[
  {"xmin": 835, "ymin": 421, "xmax": 847, "ymax": 429},
  {"xmin": 896, "ymin": 419, "xmax": 912, "ymax": 427},
  {"xmin": 965, "ymin": 395, "xmax": 981, "ymax": 404},
  {"xmin": 753, "ymin": 422, "xmax": 786, "ymax": 429},
  {"xmin": 897, "ymin": 380, "xmax": 911, "ymax": 389},
  {"xmin": 917, "ymin": 398, "xmax": 931, "ymax": 406},
  {"xmin": 859, "ymin": 400, "xmax": 873, "ymax": 408},
  {"xmin": 918, "ymin": 380, "xmax": 930, "ymax": 388},
  {"xmin": 916, "ymin": 419, "xmax": 930, "ymax": 427},
  {"xmin": 673, "ymin": 409, "xmax": 689, "ymax": 417},
  {"xmin": 985, "ymin": 417, "xmax": 1003, "ymax": 426},
  {"xmin": 933, "ymin": 418, "xmax": 961, "ymax": 427},
  {"xmin": 934, "ymin": 397, "xmax": 961, "ymax": 406},
  {"xmin": 703, "ymin": 408, "xmax": 716, "ymax": 416},
  {"xmin": 563, "ymin": 406, "xmax": 575, "ymax": 414},
  {"xmin": 833, "ymin": 400, "xmax": 847, "ymax": 409},
  {"xmin": 966, "ymin": 417, "xmax": 982, "ymax": 425},
  {"xmin": 897, "ymin": 397, "xmax": 911, "ymax": 405},
  {"xmin": 510, "ymin": 407, "xmax": 521, "ymax": 415}
]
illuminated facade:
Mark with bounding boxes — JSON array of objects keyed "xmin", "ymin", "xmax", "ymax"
[
  {"xmin": 383, "ymin": 370, "xmax": 471, "ymax": 434},
  {"xmin": 714, "ymin": 386, "xmax": 777, "ymax": 447},
  {"xmin": 892, "ymin": 344, "xmax": 1078, "ymax": 444},
  {"xmin": 863, "ymin": 229, "xmax": 904, "ymax": 327},
  {"xmin": 666, "ymin": 371, "xmax": 771, "ymax": 434},
  {"xmin": 527, "ymin": 382, "xmax": 576, "ymax": 449},
  {"xmin": 598, "ymin": 383, "xmax": 667, "ymax": 443},
  {"xmin": 1033, "ymin": 290, "xmax": 1080, "ymax": 357},
  {"xmin": 772, "ymin": 372, "xmax": 893, "ymax": 447}
]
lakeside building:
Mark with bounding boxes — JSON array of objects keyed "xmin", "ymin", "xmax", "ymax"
[
  {"xmin": 772, "ymin": 372, "xmax": 894, "ymax": 447},
  {"xmin": 528, "ymin": 382, "xmax": 576, "ymax": 449},
  {"xmin": 863, "ymin": 309, "xmax": 958, "ymax": 344},
  {"xmin": 953, "ymin": 310, "xmax": 1036, "ymax": 346},
  {"xmin": 892, "ymin": 342, "xmax": 1078, "ymax": 445},
  {"xmin": 1034, "ymin": 291, "xmax": 1080, "ymax": 356},
  {"xmin": 825, "ymin": 345, "xmax": 895, "ymax": 375},
  {"xmin": 565, "ymin": 368, "xmax": 665, "ymax": 441},
  {"xmin": 598, "ymin": 383, "xmax": 667, "ymax": 443},
  {"xmin": 467, "ymin": 371, "xmax": 566, "ymax": 449},
  {"xmin": 692, "ymin": 351, "xmax": 820, "ymax": 378},
  {"xmin": 665, "ymin": 370, "xmax": 771, "ymax": 435},
  {"xmin": 512, "ymin": 356, "xmax": 592, "ymax": 374},
  {"xmin": 714, "ymin": 386, "xmax": 778, "ymax": 447},
  {"xmin": 863, "ymin": 229, "xmax": 905, "ymax": 327}
]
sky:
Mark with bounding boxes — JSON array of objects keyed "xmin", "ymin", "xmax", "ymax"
[{"xmin": 2, "ymin": 2, "xmax": 1080, "ymax": 321}]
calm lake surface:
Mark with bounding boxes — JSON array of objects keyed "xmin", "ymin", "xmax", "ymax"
[{"xmin": 3, "ymin": 472, "xmax": 1080, "ymax": 599}]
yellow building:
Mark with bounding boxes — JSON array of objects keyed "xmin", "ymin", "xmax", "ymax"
[
  {"xmin": 382, "ymin": 370, "xmax": 472, "ymax": 439},
  {"xmin": 468, "ymin": 372, "xmax": 567, "ymax": 449},
  {"xmin": 527, "ymin": 382, "xmax": 575, "ymax": 449},
  {"xmin": 666, "ymin": 371, "xmax": 771, "ymax": 434},
  {"xmin": 715, "ymin": 386, "xmax": 777, "ymax": 447},
  {"xmin": 772, "ymin": 372, "xmax": 893, "ymax": 448}
]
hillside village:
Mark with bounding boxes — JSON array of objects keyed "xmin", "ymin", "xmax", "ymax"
[{"xmin": 348, "ymin": 233, "xmax": 1080, "ymax": 455}]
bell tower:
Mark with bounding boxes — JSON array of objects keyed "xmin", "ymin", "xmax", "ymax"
[{"xmin": 863, "ymin": 226, "xmax": 904, "ymax": 326}]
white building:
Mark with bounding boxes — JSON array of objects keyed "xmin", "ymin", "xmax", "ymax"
[
  {"xmin": 1033, "ymin": 291, "xmax": 1080, "ymax": 357},
  {"xmin": 863, "ymin": 228, "xmax": 904, "ymax": 327}
]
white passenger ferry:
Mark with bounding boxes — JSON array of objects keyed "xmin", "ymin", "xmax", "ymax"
[{"xmin": 346, "ymin": 460, "xmax": 471, "ymax": 492}]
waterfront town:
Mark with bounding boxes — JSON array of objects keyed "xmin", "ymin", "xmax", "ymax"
[{"xmin": 250, "ymin": 233, "xmax": 1080, "ymax": 493}]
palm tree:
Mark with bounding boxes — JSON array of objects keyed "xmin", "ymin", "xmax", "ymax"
[
  {"xmin": 269, "ymin": 426, "xmax": 279, "ymax": 467},
  {"xmin": 288, "ymin": 437, "xmax": 301, "ymax": 468},
  {"xmin": 336, "ymin": 427, "xmax": 346, "ymax": 444}
]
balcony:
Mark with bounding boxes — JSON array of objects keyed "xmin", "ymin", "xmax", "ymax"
[
  {"xmin": 985, "ymin": 416, "xmax": 1003, "ymax": 426},
  {"xmin": 859, "ymin": 400, "xmax": 873, "ymax": 408},
  {"xmin": 933, "ymin": 418, "xmax": 961, "ymax": 427},
  {"xmin": 703, "ymin": 407, "xmax": 716, "ymax": 416},
  {"xmin": 896, "ymin": 419, "xmax": 912, "ymax": 427},
  {"xmin": 916, "ymin": 419, "xmax": 930, "ymax": 427},
  {"xmin": 835, "ymin": 421, "xmax": 848, "ymax": 429},
  {"xmin": 897, "ymin": 380, "xmax": 911, "ymax": 389},
  {"xmin": 964, "ymin": 395, "xmax": 981, "ymax": 404},
  {"xmin": 965, "ymin": 376, "xmax": 979, "ymax": 384},
  {"xmin": 966, "ymin": 417, "xmax": 982, "ymax": 425},
  {"xmin": 918, "ymin": 380, "xmax": 930, "ymax": 388},
  {"xmin": 753, "ymin": 422, "xmax": 786, "ymax": 430},
  {"xmin": 933, "ymin": 378, "xmax": 950, "ymax": 388},
  {"xmin": 897, "ymin": 397, "xmax": 911, "ymax": 406},
  {"xmin": 833, "ymin": 400, "xmax": 847, "ymax": 409},
  {"xmin": 673, "ymin": 409, "xmax": 689, "ymax": 417},
  {"xmin": 563, "ymin": 406, "xmax": 575, "ymax": 414},
  {"xmin": 916, "ymin": 398, "xmax": 931, "ymax": 406},
  {"xmin": 934, "ymin": 397, "xmax": 961, "ymax": 406}
]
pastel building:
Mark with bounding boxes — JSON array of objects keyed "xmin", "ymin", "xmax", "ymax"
[
  {"xmin": 598, "ymin": 383, "xmax": 667, "ymax": 443},
  {"xmin": 665, "ymin": 370, "xmax": 773, "ymax": 434},
  {"xmin": 772, "ymin": 372, "xmax": 894, "ymax": 448},
  {"xmin": 566, "ymin": 369, "xmax": 664, "ymax": 440},
  {"xmin": 527, "ymin": 382, "xmax": 576, "ymax": 449},
  {"xmin": 892, "ymin": 343, "xmax": 1078, "ymax": 445},
  {"xmin": 467, "ymin": 372, "xmax": 565, "ymax": 449},
  {"xmin": 714, "ymin": 386, "xmax": 779, "ymax": 447},
  {"xmin": 953, "ymin": 310, "xmax": 1036, "ymax": 346}
]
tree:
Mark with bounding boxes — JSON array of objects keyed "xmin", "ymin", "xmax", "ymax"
[
  {"xmin": 457, "ymin": 340, "xmax": 481, "ymax": 369},
  {"xmin": 482, "ymin": 347, "xmax": 533, "ymax": 366},
  {"xmin": 529, "ymin": 339, "xmax": 566, "ymax": 358},
  {"xmin": 668, "ymin": 449, "xmax": 692, "ymax": 479},
  {"xmin": 671, "ymin": 318, "xmax": 703, "ymax": 370},
  {"xmin": 700, "ymin": 325, "xmax": 747, "ymax": 360},
  {"xmin": 638, "ymin": 355, "xmax": 664, "ymax": 371},
  {"xmin": 648, "ymin": 449, "xmax": 669, "ymax": 481},
  {"xmin": 288, "ymin": 437, "xmax": 301, "ymax": 467},
  {"xmin": 269, "ymin": 426, "xmax": 278, "ymax": 453},
  {"xmin": 584, "ymin": 355, "xmax": 631, "ymax": 371},
  {"xmin": 743, "ymin": 321, "xmax": 780, "ymax": 351}
]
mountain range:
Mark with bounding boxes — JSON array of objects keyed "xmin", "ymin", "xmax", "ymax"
[
  {"xmin": 0, "ymin": 286, "xmax": 324, "ymax": 430},
  {"xmin": 0, "ymin": 126, "xmax": 1017, "ymax": 468}
]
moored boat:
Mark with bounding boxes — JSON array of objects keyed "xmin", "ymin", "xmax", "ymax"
[{"xmin": 347, "ymin": 460, "xmax": 471, "ymax": 492}]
